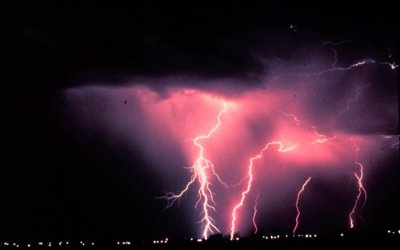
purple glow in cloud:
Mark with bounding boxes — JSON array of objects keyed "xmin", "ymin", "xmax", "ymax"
[{"xmin": 64, "ymin": 44, "xmax": 398, "ymax": 238}]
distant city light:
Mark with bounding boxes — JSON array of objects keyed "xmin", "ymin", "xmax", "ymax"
[
  {"xmin": 0, "ymin": 228, "xmax": 399, "ymax": 249},
  {"xmin": 152, "ymin": 239, "xmax": 164, "ymax": 244}
]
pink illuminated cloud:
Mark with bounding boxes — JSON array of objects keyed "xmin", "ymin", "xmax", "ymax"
[{"xmin": 64, "ymin": 45, "xmax": 398, "ymax": 238}]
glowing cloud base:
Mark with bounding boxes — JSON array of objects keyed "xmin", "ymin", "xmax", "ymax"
[{"xmin": 65, "ymin": 52, "xmax": 398, "ymax": 239}]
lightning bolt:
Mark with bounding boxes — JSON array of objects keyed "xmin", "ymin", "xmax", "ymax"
[
  {"xmin": 315, "ymin": 58, "xmax": 398, "ymax": 76},
  {"xmin": 230, "ymin": 141, "xmax": 298, "ymax": 240},
  {"xmin": 293, "ymin": 177, "xmax": 312, "ymax": 235},
  {"xmin": 162, "ymin": 101, "xmax": 228, "ymax": 239},
  {"xmin": 310, "ymin": 126, "xmax": 337, "ymax": 144},
  {"xmin": 281, "ymin": 111, "xmax": 301, "ymax": 126},
  {"xmin": 383, "ymin": 135, "xmax": 400, "ymax": 149},
  {"xmin": 322, "ymin": 40, "xmax": 353, "ymax": 68},
  {"xmin": 330, "ymin": 48, "xmax": 338, "ymax": 68},
  {"xmin": 391, "ymin": 140, "xmax": 399, "ymax": 149},
  {"xmin": 252, "ymin": 194, "xmax": 260, "ymax": 234},
  {"xmin": 337, "ymin": 84, "xmax": 370, "ymax": 118},
  {"xmin": 349, "ymin": 142, "xmax": 367, "ymax": 229}
]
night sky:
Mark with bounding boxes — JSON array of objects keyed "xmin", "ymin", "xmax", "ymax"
[{"xmin": 1, "ymin": 2, "xmax": 399, "ymax": 242}]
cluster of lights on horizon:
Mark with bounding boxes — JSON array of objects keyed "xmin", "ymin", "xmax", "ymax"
[
  {"xmin": 152, "ymin": 238, "xmax": 168, "ymax": 245},
  {"xmin": 1, "ymin": 230, "xmax": 400, "ymax": 249},
  {"xmin": 116, "ymin": 241, "xmax": 132, "ymax": 246},
  {"xmin": 388, "ymin": 230, "xmax": 400, "ymax": 235},
  {"xmin": 262, "ymin": 233, "xmax": 318, "ymax": 240}
]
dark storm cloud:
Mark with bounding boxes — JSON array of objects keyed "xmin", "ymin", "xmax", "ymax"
[{"xmin": 3, "ymin": 2, "xmax": 397, "ymax": 91}]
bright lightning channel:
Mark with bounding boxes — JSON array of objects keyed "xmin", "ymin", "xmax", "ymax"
[
  {"xmin": 310, "ymin": 126, "xmax": 337, "ymax": 144},
  {"xmin": 349, "ymin": 143, "xmax": 367, "ymax": 229},
  {"xmin": 230, "ymin": 141, "xmax": 298, "ymax": 240},
  {"xmin": 315, "ymin": 59, "xmax": 398, "ymax": 76},
  {"xmin": 293, "ymin": 177, "xmax": 312, "ymax": 234},
  {"xmin": 162, "ymin": 101, "xmax": 228, "ymax": 239},
  {"xmin": 252, "ymin": 194, "xmax": 260, "ymax": 234}
]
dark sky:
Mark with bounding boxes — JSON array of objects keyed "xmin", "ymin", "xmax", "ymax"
[{"xmin": 1, "ymin": 2, "xmax": 398, "ymax": 241}]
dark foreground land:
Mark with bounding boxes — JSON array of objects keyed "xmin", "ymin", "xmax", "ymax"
[
  {"xmin": 2, "ymin": 232, "xmax": 399, "ymax": 250},
  {"xmin": 118, "ymin": 235, "xmax": 398, "ymax": 250}
]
